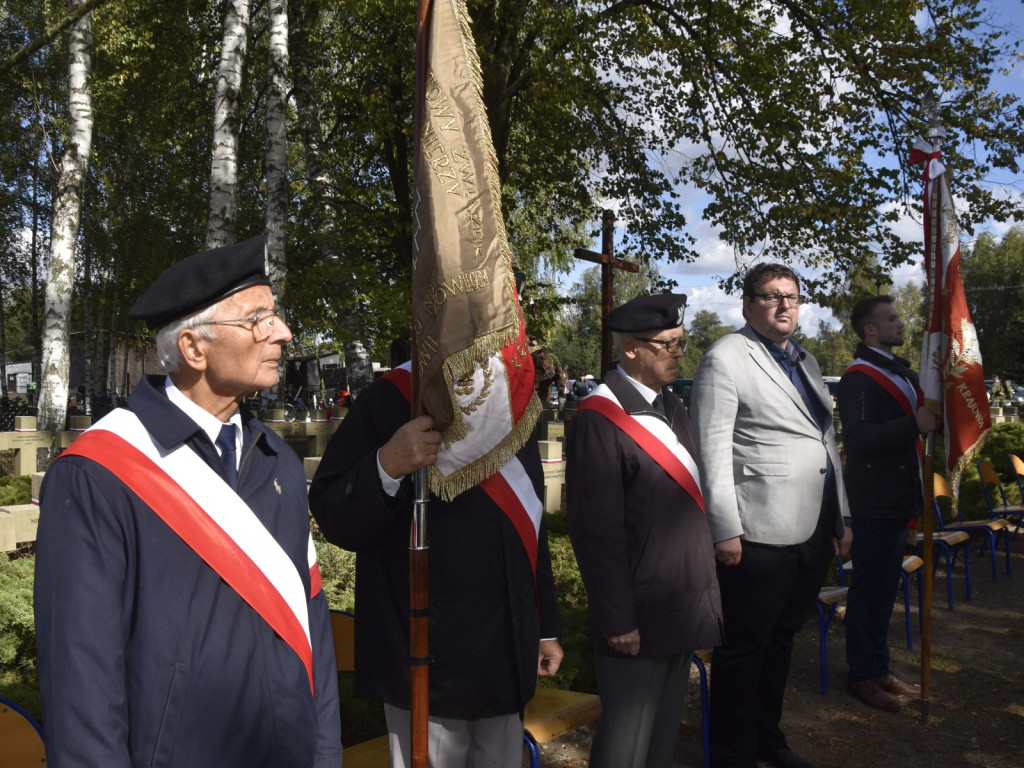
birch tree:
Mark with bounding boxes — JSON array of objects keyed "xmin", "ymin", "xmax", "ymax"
[
  {"xmin": 38, "ymin": 0, "xmax": 94, "ymax": 435},
  {"xmin": 206, "ymin": 0, "xmax": 251, "ymax": 249},
  {"xmin": 264, "ymin": 0, "xmax": 288, "ymax": 288}
]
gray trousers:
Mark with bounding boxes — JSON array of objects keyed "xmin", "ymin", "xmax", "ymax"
[
  {"xmin": 383, "ymin": 703, "xmax": 523, "ymax": 768},
  {"xmin": 590, "ymin": 652, "xmax": 692, "ymax": 768}
]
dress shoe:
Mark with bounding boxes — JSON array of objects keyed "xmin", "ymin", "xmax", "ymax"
[
  {"xmin": 847, "ymin": 679, "xmax": 901, "ymax": 712},
  {"xmin": 757, "ymin": 746, "xmax": 815, "ymax": 768},
  {"xmin": 876, "ymin": 672, "xmax": 920, "ymax": 696}
]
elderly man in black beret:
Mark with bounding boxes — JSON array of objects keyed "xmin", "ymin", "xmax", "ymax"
[
  {"xmin": 567, "ymin": 293, "xmax": 723, "ymax": 768},
  {"xmin": 34, "ymin": 237, "xmax": 343, "ymax": 768}
]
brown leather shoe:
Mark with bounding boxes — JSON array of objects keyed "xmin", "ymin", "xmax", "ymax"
[
  {"xmin": 876, "ymin": 673, "xmax": 921, "ymax": 697},
  {"xmin": 848, "ymin": 679, "xmax": 901, "ymax": 712}
]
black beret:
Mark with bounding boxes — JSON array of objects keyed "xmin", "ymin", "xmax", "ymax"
[
  {"xmin": 128, "ymin": 236, "xmax": 271, "ymax": 330},
  {"xmin": 605, "ymin": 293, "xmax": 688, "ymax": 333}
]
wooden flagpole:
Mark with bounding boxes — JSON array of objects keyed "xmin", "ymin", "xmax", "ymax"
[
  {"xmin": 919, "ymin": 96, "xmax": 946, "ymax": 723},
  {"xmin": 410, "ymin": 0, "xmax": 433, "ymax": 763}
]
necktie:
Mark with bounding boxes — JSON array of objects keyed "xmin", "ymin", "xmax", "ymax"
[
  {"xmin": 652, "ymin": 394, "xmax": 665, "ymax": 416},
  {"xmin": 216, "ymin": 423, "xmax": 238, "ymax": 488}
]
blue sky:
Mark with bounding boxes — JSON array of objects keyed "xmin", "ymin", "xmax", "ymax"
[{"xmin": 556, "ymin": 0, "xmax": 1024, "ymax": 333}]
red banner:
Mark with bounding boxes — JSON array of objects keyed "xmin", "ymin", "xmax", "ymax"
[{"xmin": 911, "ymin": 137, "xmax": 990, "ymax": 494}]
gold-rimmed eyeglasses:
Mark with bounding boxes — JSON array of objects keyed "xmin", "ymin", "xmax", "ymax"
[
  {"xmin": 197, "ymin": 306, "xmax": 287, "ymax": 342},
  {"xmin": 634, "ymin": 336, "xmax": 688, "ymax": 354}
]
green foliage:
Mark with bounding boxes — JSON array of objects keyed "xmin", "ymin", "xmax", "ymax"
[
  {"xmin": 0, "ymin": 475, "xmax": 31, "ymax": 506},
  {"xmin": 313, "ymin": 521, "xmax": 357, "ymax": 613},
  {"xmin": 0, "ymin": 555, "xmax": 40, "ymax": 719},
  {"xmin": 541, "ymin": 512, "xmax": 596, "ymax": 694},
  {"xmin": 962, "ymin": 226, "xmax": 1024, "ymax": 378},
  {"xmin": 678, "ymin": 309, "xmax": 735, "ymax": 378},
  {"xmin": 4, "ymin": 0, "xmax": 1024, "ymax": 375},
  {"xmin": 935, "ymin": 421, "xmax": 1024, "ymax": 519},
  {"xmin": 798, "ymin": 321, "xmax": 857, "ymax": 378},
  {"xmin": 549, "ymin": 264, "xmax": 665, "ymax": 377}
]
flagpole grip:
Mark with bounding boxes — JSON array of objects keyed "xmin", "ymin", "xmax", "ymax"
[
  {"xmin": 410, "ymin": 467, "xmax": 430, "ymax": 767},
  {"xmin": 410, "ymin": 0, "xmax": 433, "ymax": 763}
]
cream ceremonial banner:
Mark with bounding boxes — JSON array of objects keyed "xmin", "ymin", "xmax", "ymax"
[{"xmin": 411, "ymin": 0, "xmax": 541, "ymax": 500}]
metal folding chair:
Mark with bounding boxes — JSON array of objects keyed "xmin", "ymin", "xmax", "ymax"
[{"xmin": 933, "ymin": 473, "xmax": 1012, "ymax": 581}]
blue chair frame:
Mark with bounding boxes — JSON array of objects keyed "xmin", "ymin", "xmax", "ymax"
[
  {"xmin": 977, "ymin": 460, "xmax": 1024, "ymax": 535},
  {"xmin": 0, "ymin": 695, "xmax": 46, "ymax": 763},
  {"xmin": 691, "ymin": 651, "xmax": 712, "ymax": 768},
  {"xmin": 814, "ymin": 585, "xmax": 848, "ymax": 696},
  {"xmin": 934, "ymin": 472, "xmax": 1012, "ymax": 581},
  {"xmin": 916, "ymin": 526, "xmax": 972, "ymax": 609}
]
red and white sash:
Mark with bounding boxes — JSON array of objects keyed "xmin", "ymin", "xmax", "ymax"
[
  {"xmin": 845, "ymin": 359, "xmax": 926, "ymax": 522},
  {"xmin": 384, "ymin": 364, "xmax": 543, "ymax": 577},
  {"xmin": 578, "ymin": 385, "xmax": 705, "ymax": 513},
  {"xmin": 845, "ymin": 360, "xmax": 921, "ymax": 417},
  {"xmin": 59, "ymin": 409, "xmax": 319, "ymax": 693}
]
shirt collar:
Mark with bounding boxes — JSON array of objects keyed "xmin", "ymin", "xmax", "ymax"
[
  {"xmin": 164, "ymin": 375, "xmax": 242, "ymax": 451},
  {"xmin": 752, "ymin": 328, "xmax": 805, "ymax": 365},
  {"xmin": 616, "ymin": 363, "xmax": 660, "ymax": 406}
]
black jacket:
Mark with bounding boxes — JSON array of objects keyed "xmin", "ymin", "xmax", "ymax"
[
  {"xmin": 566, "ymin": 369, "xmax": 723, "ymax": 657},
  {"xmin": 837, "ymin": 344, "xmax": 924, "ymax": 519},
  {"xmin": 308, "ymin": 376, "xmax": 562, "ymax": 719}
]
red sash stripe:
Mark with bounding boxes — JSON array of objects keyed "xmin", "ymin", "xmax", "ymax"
[
  {"xmin": 480, "ymin": 470, "xmax": 539, "ymax": 577},
  {"xmin": 845, "ymin": 363, "xmax": 919, "ymax": 416},
  {"xmin": 385, "ymin": 365, "xmax": 413, "ymax": 401},
  {"xmin": 578, "ymin": 395, "xmax": 705, "ymax": 513},
  {"xmin": 61, "ymin": 430, "xmax": 316, "ymax": 693},
  {"xmin": 844, "ymin": 361, "xmax": 925, "ymax": 525}
]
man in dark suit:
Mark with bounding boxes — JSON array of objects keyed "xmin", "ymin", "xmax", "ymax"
[
  {"xmin": 838, "ymin": 296, "xmax": 942, "ymax": 712},
  {"xmin": 567, "ymin": 294, "xmax": 723, "ymax": 768},
  {"xmin": 309, "ymin": 360, "xmax": 563, "ymax": 768},
  {"xmin": 692, "ymin": 263, "xmax": 851, "ymax": 768}
]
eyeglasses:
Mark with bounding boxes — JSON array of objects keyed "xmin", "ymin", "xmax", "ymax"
[
  {"xmin": 197, "ymin": 306, "xmax": 287, "ymax": 342},
  {"xmin": 755, "ymin": 292, "xmax": 802, "ymax": 307},
  {"xmin": 634, "ymin": 336, "xmax": 688, "ymax": 354}
]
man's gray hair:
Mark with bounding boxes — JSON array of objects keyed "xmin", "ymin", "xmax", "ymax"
[{"xmin": 155, "ymin": 303, "xmax": 219, "ymax": 374}]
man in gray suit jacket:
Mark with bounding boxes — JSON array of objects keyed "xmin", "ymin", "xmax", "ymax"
[{"xmin": 692, "ymin": 263, "xmax": 851, "ymax": 768}]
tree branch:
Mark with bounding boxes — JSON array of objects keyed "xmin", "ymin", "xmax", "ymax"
[{"xmin": 0, "ymin": 0, "xmax": 110, "ymax": 77}]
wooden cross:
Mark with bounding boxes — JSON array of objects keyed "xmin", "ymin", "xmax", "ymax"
[{"xmin": 573, "ymin": 210, "xmax": 640, "ymax": 375}]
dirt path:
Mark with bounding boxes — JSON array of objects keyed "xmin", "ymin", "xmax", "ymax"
[{"xmin": 535, "ymin": 544, "xmax": 1024, "ymax": 768}]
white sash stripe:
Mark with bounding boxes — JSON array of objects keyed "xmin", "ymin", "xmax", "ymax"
[
  {"xmin": 590, "ymin": 385, "xmax": 703, "ymax": 488},
  {"xmin": 498, "ymin": 456, "xmax": 543, "ymax": 537},
  {"xmin": 433, "ymin": 352, "xmax": 515, "ymax": 476},
  {"xmin": 91, "ymin": 409, "xmax": 312, "ymax": 652},
  {"xmin": 846, "ymin": 358, "xmax": 917, "ymax": 414},
  {"xmin": 307, "ymin": 534, "xmax": 317, "ymax": 570}
]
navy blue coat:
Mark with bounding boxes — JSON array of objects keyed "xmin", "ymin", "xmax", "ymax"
[
  {"xmin": 838, "ymin": 344, "xmax": 924, "ymax": 519},
  {"xmin": 308, "ymin": 376, "xmax": 562, "ymax": 719},
  {"xmin": 34, "ymin": 376, "xmax": 342, "ymax": 768}
]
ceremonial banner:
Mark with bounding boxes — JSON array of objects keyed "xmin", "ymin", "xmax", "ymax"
[
  {"xmin": 911, "ymin": 136, "xmax": 990, "ymax": 495},
  {"xmin": 412, "ymin": 0, "xmax": 540, "ymax": 500}
]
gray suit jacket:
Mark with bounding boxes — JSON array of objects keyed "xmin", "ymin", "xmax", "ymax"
[{"xmin": 691, "ymin": 324, "xmax": 849, "ymax": 546}]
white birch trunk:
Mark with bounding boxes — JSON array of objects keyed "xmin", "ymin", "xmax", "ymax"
[
  {"xmin": 39, "ymin": 2, "xmax": 94, "ymax": 436},
  {"xmin": 263, "ymin": 0, "xmax": 289, "ymax": 406},
  {"xmin": 206, "ymin": 0, "xmax": 251, "ymax": 249},
  {"xmin": 264, "ymin": 0, "xmax": 288, "ymax": 289}
]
